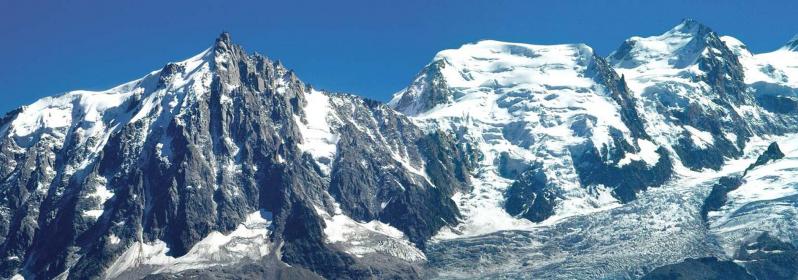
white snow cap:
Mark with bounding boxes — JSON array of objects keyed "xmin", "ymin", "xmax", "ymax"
[
  {"xmin": 609, "ymin": 19, "xmax": 714, "ymax": 70},
  {"xmin": 424, "ymin": 39, "xmax": 594, "ymax": 94},
  {"xmin": 670, "ymin": 18, "xmax": 710, "ymax": 34},
  {"xmin": 391, "ymin": 38, "xmax": 649, "ymax": 238}
]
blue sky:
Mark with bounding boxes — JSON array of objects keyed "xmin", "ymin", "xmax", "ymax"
[{"xmin": 2, "ymin": 0, "xmax": 797, "ymax": 113}]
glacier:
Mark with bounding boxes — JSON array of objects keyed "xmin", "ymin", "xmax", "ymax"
[{"xmin": 2, "ymin": 19, "xmax": 798, "ymax": 280}]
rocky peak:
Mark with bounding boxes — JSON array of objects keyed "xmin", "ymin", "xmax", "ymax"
[
  {"xmin": 745, "ymin": 142, "xmax": 785, "ymax": 174},
  {"xmin": 608, "ymin": 19, "xmax": 725, "ymax": 69},
  {"xmin": 214, "ymin": 31, "xmax": 233, "ymax": 51},
  {"xmin": 388, "ymin": 58, "xmax": 453, "ymax": 115},
  {"xmin": 212, "ymin": 32, "xmax": 251, "ymax": 72},
  {"xmin": 0, "ymin": 31, "xmax": 478, "ymax": 280}
]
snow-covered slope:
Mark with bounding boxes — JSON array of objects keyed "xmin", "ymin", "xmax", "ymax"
[
  {"xmin": 4, "ymin": 20, "xmax": 798, "ymax": 280},
  {"xmin": 704, "ymin": 38, "xmax": 798, "ymax": 259},
  {"xmin": 0, "ymin": 33, "xmax": 471, "ymax": 280},
  {"xmin": 104, "ymin": 210, "xmax": 273, "ymax": 279},
  {"xmin": 731, "ymin": 35, "xmax": 798, "ymax": 88},
  {"xmin": 390, "ymin": 40, "xmax": 672, "ymax": 237},
  {"xmin": 722, "ymin": 34, "xmax": 798, "ymax": 117},
  {"xmin": 708, "ymin": 135, "xmax": 798, "ymax": 255},
  {"xmin": 391, "ymin": 19, "xmax": 798, "ymax": 279},
  {"xmin": 607, "ymin": 19, "xmax": 780, "ymax": 172}
]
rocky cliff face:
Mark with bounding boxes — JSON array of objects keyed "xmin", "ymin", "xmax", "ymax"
[
  {"xmin": 4, "ymin": 20, "xmax": 798, "ymax": 280},
  {"xmin": 392, "ymin": 20, "xmax": 798, "ymax": 280},
  {"xmin": 0, "ymin": 33, "xmax": 471, "ymax": 279},
  {"xmin": 389, "ymin": 39, "xmax": 674, "ymax": 231},
  {"xmin": 608, "ymin": 19, "xmax": 774, "ymax": 171}
]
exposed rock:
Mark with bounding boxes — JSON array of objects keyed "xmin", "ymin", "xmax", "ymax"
[
  {"xmin": 745, "ymin": 142, "xmax": 785, "ymax": 175},
  {"xmin": 0, "ymin": 33, "xmax": 471, "ymax": 279},
  {"xmin": 735, "ymin": 232, "xmax": 798, "ymax": 280},
  {"xmin": 641, "ymin": 257, "xmax": 754, "ymax": 280},
  {"xmin": 504, "ymin": 167, "xmax": 554, "ymax": 222}
]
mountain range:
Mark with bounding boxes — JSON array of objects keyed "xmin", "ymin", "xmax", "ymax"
[{"xmin": 2, "ymin": 19, "xmax": 798, "ymax": 279}]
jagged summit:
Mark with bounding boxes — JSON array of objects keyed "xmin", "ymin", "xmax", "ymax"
[
  {"xmin": 0, "ymin": 31, "xmax": 474, "ymax": 280},
  {"xmin": 213, "ymin": 31, "xmax": 239, "ymax": 56},
  {"xmin": 670, "ymin": 18, "xmax": 713, "ymax": 37},
  {"xmin": 607, "ymin": 19, "xmax": 724, "ymax": 70},
  {"xmin": 217, "ymin": 31, "xmax": 232, "ymax": 43},
  {"xmin": 5, "ymin": 22, "xmax": 798, "ymax": 280}
]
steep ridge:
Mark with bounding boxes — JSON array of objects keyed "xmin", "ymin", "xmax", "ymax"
[
  {"xmin": 394, "ymin": 20, "xmax": 798, "ymax": 279},
  {"xmin": 0, "ymin": 33, "xmax": 471, "ymax": 279},
  {"xmin": 722, "ymin": 34, "xmax": 798, "ymax": 114},
  {"xmin": 390, "ymin": 40, "xmax": 672, "ymax": 234},
  {"xmin": 701, "ymin": 38, "xmax": 798, "ymax": 266},
  {"xmin": 608, "ymin": 19, "xmax": 786, "ymax": 171},
  {"xmin": 3, "ymin": 20, "xmax": 798, "ymax": 280}
]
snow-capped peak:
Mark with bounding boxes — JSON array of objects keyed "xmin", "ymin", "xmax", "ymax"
[
  {"xmin": 608, "ymin": 19, "xmax": 719, "ymax": 70},
  {"xmin": 720, "ymin": 36, "xmax": 752, "ymax": 57},
  {"xmin": 669, "ymin": 18, "xmax": 712, "ymax": 37},
  {"xmin": 3, "ymin": 34, "xmax": 222, "ymax": 173},
  {"xmin": 389, "ymin": 38, "xmax": 671, "ymax": 237},
  {"xmin": 389, "ymin": 40, "xmax": 595, "ymax": 116}
]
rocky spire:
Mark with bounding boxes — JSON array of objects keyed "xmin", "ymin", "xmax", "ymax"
[{"xmin": 213, "ymin": 31, "xmax": 235, "ymax": 54}]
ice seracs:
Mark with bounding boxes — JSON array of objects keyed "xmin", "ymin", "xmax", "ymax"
[
  {"xmin": 5, "ymin": 22, "xmax": 798, "ymax": 280},
  {"xmin": 391, "ymin": 39, "xmax": 670, "ymax": 236}
]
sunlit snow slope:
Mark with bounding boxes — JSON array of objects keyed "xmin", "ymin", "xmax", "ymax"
[
  {"xmin": 390, "ymin": 40, "xmax": 672, "ymax": 237},
  {"xmin": 0, "ymin": 33, "xmax": 471, "ymax": 280},
  {"xmin": 406, "ymin": 20, "xmax": 798, "ymax": 279}
]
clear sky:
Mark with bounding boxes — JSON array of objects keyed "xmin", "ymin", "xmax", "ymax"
[{"xmin": 2, "ymin": 0, "xmax": 797, "ymax": 113}]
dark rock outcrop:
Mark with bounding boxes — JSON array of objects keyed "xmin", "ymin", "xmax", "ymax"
[
  {"xmin": 745, "ymin": 142, "xmax": 785, "ymax": 175},
  {"xmin": 641, "ymin": 257, "xmax": 755, "ymax": 280},
  {"xmin": 389, "ymin": 60, "xmax": 455, "ymax": 115},
  {"xmin": 700, "ymin": 176, "xmax": 743, "ymax": 220},
  {"xmin": 504, "ymin": 166, "xmax": 554, "ymax": 223},
  {"xmin": 701, "ymin": 142, "xmax": 784, "ymax": 220},
  {"xmin": 0, "ymin": 33, "xmax": 472, "ymax": 280},
  {"xmin": 735, "ymin": 232, "xmax": 798, "ymax": 280},
  {"xmin": 570, "ymin": 138, "xmax": 673, "ymax": 203}
]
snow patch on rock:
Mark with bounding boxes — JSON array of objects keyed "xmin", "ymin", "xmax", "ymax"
[
  {"xmin": 319, "ymin": 205, "xmax": 426, "ymax": 262},
  {"xmin": 709, "ymin": 134, "xmax": 798, "ymax": 255},
  {"xmin": 105, "ymin": 210, "xmax": 273, "ymax": 278},
  {"xmin": 683, "ymin": 125, "xmax": 715, "ymax": 149},
  {"xmin": 618, "ymin": 139, "xmax": 661, "ymax": 167},
  {"xmin": 295, "ymin": 90, "xmax": 339, "ymax": 176},
  {"xmin": 393, "ymin": 40, "xmax": 639, "ymax": 237}
]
